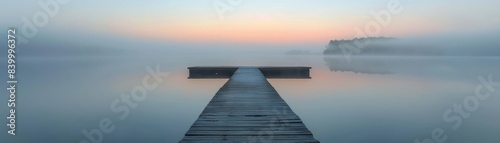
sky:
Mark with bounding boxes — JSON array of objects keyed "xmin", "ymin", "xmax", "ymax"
[{"xmin": 1, "ymin": 0, "xmax": 500, "ymax": 55}]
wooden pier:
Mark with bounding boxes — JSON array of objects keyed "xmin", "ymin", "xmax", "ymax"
[{"xmin": 180, "ymin": 67, "xmax": 318, "ymax": 143}]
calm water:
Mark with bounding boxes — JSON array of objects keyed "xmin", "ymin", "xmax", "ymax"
[{"xmin": 1, "ymin": 55, "xmax": 500, "ymax": 143}]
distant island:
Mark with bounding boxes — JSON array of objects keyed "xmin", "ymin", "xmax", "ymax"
[{"xmin": 323, "ymin": 37, "xmax": 443, "ymax": 56}]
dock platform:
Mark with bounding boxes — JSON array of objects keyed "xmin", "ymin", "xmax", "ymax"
[{"xmin": 179, "ymin": 67, "xmax": 318, "ymax": 143}]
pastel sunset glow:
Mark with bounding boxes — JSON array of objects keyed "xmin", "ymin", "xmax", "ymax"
[{"xmin": 6, "ymin": 0, "xmax": 491, "ymax": 45}]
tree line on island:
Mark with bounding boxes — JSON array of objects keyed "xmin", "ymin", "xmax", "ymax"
[{"xmin": 323, "ymin": 37, "xmax": 444, "ymax": 56}]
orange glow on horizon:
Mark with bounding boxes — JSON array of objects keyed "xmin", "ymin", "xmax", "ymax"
[
  {"xmin": 106, "ymin": 16, "xmax": 362, "ymax": 44},
  {"xmin": 105, "ymin": 15, "xmax": 442, "ymax": 44}
]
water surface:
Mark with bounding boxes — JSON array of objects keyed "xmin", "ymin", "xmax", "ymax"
[{"xmin": 1, "ymin": 55, "xmax": 499, "ymax": 143}]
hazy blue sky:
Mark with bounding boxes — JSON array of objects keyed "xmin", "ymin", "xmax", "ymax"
[{"xmin": 1, "ymin": 0, "xmax": 500, "ymax": 55}]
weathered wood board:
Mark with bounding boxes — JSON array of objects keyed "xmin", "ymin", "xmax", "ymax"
[{"xmin": 180, "ymin": 67, "xmax": 318, "ymax": 143}]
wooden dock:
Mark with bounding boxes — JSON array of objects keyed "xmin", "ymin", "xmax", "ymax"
[{"xmin": 180, "ymin": 67, "xmax": 319, "ymax": 143}]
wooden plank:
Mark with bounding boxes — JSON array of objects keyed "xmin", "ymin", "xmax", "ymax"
[{"xmin": 179, "ymin": 67, "xmax": 319, "ymax": 143}]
